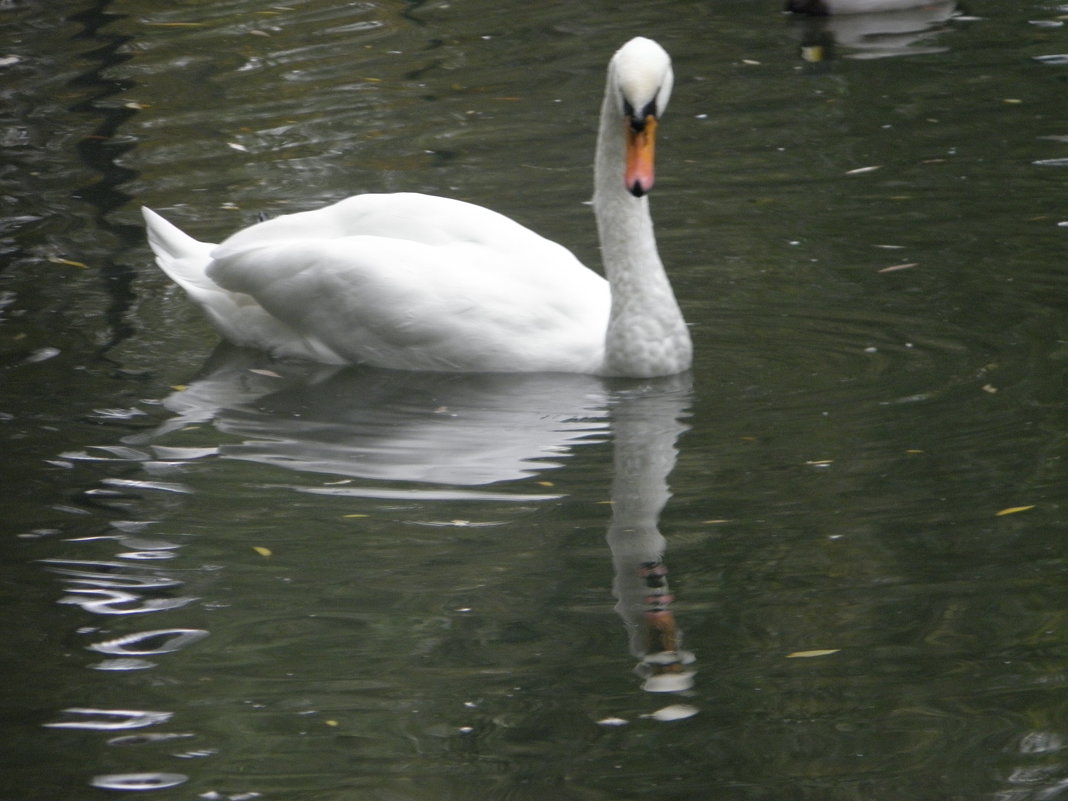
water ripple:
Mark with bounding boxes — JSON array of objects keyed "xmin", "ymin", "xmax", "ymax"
[
  {"xmin": 90, "ymin": 772, "xmax": 188, "ymax": 791},
  {"xmin": 45, "ymin": 708, "xmax": 173, "ymax": 731},
  {"xmin": 41, "ymin": 559, "xmax": 183, "ymax": 589},
  {"xmin": 290, "ymin": 483, "xmax": 563, "ymax": 503},
  {"xmin": 88, "ymin": 628, "xmax": 209, "ymax": 656},
  {"xmin": 90, "ymin": 658, "xmax": 157, "ymax": 671},
  {"xmin": 100, "ymin": 477, "xmax": 193, "ymax": 494},
  {"xmin": 57, "ymin": 588, "xmax": 196, "ymax": 615}
]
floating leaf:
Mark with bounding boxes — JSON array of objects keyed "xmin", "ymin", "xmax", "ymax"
[
  {"xmin": 787, "ymin": 649, "xmax": 840, "ymax": 659},
  {"xmin": 324, "ymin": 719, "xmax": 339, "ymax": 727},
  {"xmin": 878, "ymin": 262, "xmax": 918, "ymax": 273},
  {"xmin": 996, "ymin": 505, "xmax": 1035, "ymax": 517},
  {"xmin": 48, "ymin": 256, "xmax": 90, "ymax": 269},
  {"xmin": 252, "ymin": 546, "xmax": 272, "ymax": 557},
  {"xmin": 342, "ymin": 513, "xmax": 368, "ymax": 519}
]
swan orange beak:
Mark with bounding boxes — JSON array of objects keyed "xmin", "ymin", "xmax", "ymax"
[{"xmin": 624, "ymin": 115, "xmax": 657, "ymax": 197}]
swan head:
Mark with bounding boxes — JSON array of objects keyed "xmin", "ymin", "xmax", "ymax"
[{"xmin": 610, "ymin": 38, "xmax": 674, "ymax": 198}]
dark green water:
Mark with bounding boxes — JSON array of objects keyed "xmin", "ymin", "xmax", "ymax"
[{"xmin": 2, "ymin": 1, "xmax": 1068, "ymax": 799}]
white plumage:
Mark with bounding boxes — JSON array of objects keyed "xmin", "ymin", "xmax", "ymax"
[{"xmin": 143, "ymin": 37, "xmax": 691, "ymax": 378}]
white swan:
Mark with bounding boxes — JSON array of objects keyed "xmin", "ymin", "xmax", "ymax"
[{"xmin": 142, "ymin": 37, "xmax": 691, "ymax": 378}]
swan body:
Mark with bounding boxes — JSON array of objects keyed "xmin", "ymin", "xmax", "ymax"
[{"xmin": 143, "ymin": 37, "xmax": 691, "ymax": 377}]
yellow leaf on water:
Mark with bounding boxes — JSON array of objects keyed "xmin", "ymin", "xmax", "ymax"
[
  {"xmin": 996, "ymin": 505, "xmax": 1035, "ymax": 517},
  {"xmin": 170, "ymin": 385, "xmax": 188, "ymax": 392},
  {"xmin": 48, "ymin": 256, "xmax": 90, "ymax": 269},
  {"xmin": 324, "ymin": 719, "xmax": 339, "ymax": 727},
  {"xmin": 343, "ymin": 514, "xmax": 368, "ymax": 519},
  {"xmin": 536, "ymin": 481, "xmax": 554, "ymax": 487},
  {"xmin": 252, "ymin": 546, "xmax": 272, "ymax": 557},
  {"xmin": 787, "ymin": 649, "xmax": 840, "ymax": 659}
]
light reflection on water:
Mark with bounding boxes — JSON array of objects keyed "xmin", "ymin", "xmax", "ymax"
[{"xmin": 3, "ymin": 0, "xmax": 1068, "ymax": 799}]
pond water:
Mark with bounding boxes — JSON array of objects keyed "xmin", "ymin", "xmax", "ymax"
[{"xmin": 2, "ymin": 1, "xmax": 1068, "ymax": 799}]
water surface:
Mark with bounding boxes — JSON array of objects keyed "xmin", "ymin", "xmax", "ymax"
[{"xmin": 2, "ymin": 1, "xmax": 1068, "ymax": 799}]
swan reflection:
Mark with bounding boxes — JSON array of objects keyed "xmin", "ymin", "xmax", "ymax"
[
  {"xmin": 607, "ymin": 382, "xmax": 696, "ymax": 692},
  {"xmin": 134, "ymin": 346, "xmax": 695, "ymax": 692},
  {"xmin": 138, "ymin": 346, "xmax": 610, "ymax": 492},
  {"xmin": 788, "ymin": 2, "xmax": 961, "ymax": 63}
]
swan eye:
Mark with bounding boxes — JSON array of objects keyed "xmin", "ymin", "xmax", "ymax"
[{"xmin": 622, "ymin": 97, "xmax": 658, "ymax": 132}]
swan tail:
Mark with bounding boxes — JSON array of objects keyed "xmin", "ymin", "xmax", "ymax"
[
  {"xmin": 141, "ymin": 207, "xmax": 344, "ymax": 362},
  {"xmin": 142, "ymin": 207, "xmax": 217, "ymax": 293}
]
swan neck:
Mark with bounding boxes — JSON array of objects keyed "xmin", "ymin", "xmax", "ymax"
[{"xmin": 592, "ymin": 74, "xmax": 691, "ymax": 378}]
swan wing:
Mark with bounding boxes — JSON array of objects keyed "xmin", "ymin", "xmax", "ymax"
[{"xmin": 207, "ymin": 196, "xmax": 610, "ymax": 372}]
